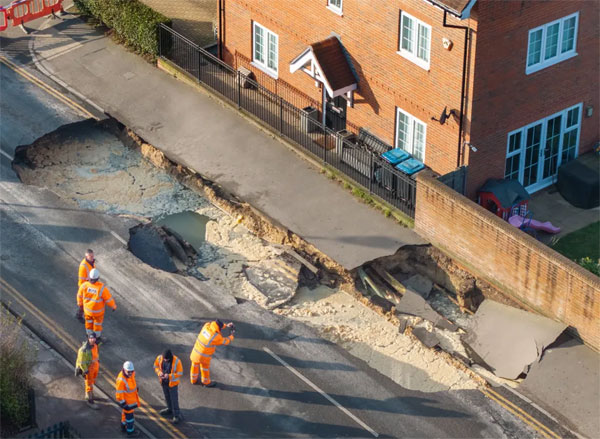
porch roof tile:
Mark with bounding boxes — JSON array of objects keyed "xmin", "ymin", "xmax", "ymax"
[{"xmin": 310, "ymin": 37, "xmax": 357, "ymax": 93}]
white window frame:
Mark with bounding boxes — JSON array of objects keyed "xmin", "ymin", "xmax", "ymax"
[
  {"xmin": 252, "ymin": 22, "xmax": 278, "ymax": 78},
  {"xmin": 327, "ymin": 0, "xmax": 343, "ymax": 15},
  {"xmin": 526, "ymin": 12, "xmax": 579, "ymax": 75},
  {"xmin": 504, "ymin": 103, "xmax": 582, "ymax": 192},
  {"xmin": 395, "ymin": 108, "xmax": 427, "ymax": 162},
  {"xmin": 397, "ymin": 11, "xmax": 431, "ymax": 71}
]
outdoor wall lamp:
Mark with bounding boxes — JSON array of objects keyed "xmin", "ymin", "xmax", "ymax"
[
  {"xmin": 464, "ymin": 142, "xmax": 478, "ymax": 152},
  {"xmin": 431, "ymin": 106, "xmax": 457, "ymax": 125},
  {"xmin": 586, "ymin": 105, "xmax": 594, "ymax": 118}
]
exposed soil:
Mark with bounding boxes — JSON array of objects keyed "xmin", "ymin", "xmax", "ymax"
[{"xmin": 12, "ymin": 118, "xmax": 498, "ymax": 392}]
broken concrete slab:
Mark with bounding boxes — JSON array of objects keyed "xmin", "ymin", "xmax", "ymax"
[
  {"xmin": 396, "ymin": 289, "xmax": 458, "ymax": 332},
  {"xmin": 128, "ymin": 223, "xmax": 196, "ymax": 273},
  {"xmin": 412, "ymin": 327, "xmax": 440, "ymax": 349},
  {"xmin": 518, "ymin": 336, "xmax": 600, "ymax": 439},
  {"xmin": 462, "ymin": 300, "xmax": 567, "ymax": 380},
  {"xmin": 244, "ymin": 256, "xmax": 301, "ymax": 309},
  {"xmin": 402, "ymin": 274, "xmax": 433, "ymax": 299}
]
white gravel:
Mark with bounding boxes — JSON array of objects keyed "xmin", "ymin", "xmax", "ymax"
[{"xmin": 20, "ymin": 125, "xmax": 479, "ymax": 393}]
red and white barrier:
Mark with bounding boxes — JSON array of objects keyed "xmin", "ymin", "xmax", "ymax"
[{"xmin": 0, "ymin": 0, "xmax": 63, "ymax": 31}]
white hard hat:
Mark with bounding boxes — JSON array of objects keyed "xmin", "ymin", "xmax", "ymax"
[
  {"xmin": 123, "ymin": 361, "xmax": 134, "ymax": 372},
  {"xmin": 89, "ymin": 268, "xmax": 100, "ymax": 280}
]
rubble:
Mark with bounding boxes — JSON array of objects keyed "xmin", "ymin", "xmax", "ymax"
[{"xmin": 13, "ymin": 118, "xmax": 481, "ymax": 393}]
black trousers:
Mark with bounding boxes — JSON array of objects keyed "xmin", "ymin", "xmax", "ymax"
[{"xmin": 161, "ymin": 383, "xmax": 180, "ymax": 416}]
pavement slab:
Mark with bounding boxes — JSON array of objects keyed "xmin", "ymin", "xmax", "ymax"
[{"xmin": 29, "ymin": 15, "xmax": 425, "ymax": 270}]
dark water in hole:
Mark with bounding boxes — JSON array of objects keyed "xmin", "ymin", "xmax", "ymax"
[{"xmin": 156, "ymin": 211, "xmax": 210, "ymax": 251}]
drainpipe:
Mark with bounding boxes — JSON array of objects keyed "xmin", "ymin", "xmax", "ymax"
[
  {"xmin": 218, "ymin": 0, "xmax": 224, "ymax": 59},
  {"xmin": 442, "ymin": 10, "xmax": 470, "ymax": 168}
]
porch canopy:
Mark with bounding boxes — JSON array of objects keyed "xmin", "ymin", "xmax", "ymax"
[{"xmin": 289, "ymin": 36, "xmax": 357, "ymax": 103}]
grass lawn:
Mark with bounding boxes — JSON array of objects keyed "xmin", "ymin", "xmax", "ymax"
[{"xmin": 551, "ymin": 221, "xmax": 600, "ymax": 261}]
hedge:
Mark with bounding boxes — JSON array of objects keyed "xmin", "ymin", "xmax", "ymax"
[
  {"xmin": 0, "ymin": 308, "xmax": 35, "ymax": 436},
  {"xmin": 74, "ymin": 0, "xmax": 171, "ymax": 57}
]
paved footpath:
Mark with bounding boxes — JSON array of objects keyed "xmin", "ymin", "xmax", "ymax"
[{"xmin": 28, "ymin": 13, "xmax": 425, "ymax": 271}]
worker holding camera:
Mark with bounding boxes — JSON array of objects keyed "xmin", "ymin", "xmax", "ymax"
[{"xmin": 190, "ymin": 319, "xmax": 235, "ymax": 387}]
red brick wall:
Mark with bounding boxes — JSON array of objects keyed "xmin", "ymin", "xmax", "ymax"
[
  {"xmin": 415, "ymin": 173, "xmax": 600, "ymax": 351},
  {"xmin": 222, "ymin": 0, "xmax": 474, "ymax": 175},
  {"xmin": 466, "ymin": 0, "xmax": 600, "ymax": 198}
]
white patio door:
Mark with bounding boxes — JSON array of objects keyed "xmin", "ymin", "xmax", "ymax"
[{"xmin": 505, "ymin": 104, "xmax": 582, "ymax": 193}]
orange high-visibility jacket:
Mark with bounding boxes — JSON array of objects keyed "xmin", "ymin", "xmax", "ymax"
[
  {"xmin": 78, "ymin": 258, "xmax": 95, "ymax": 287},
  {"xmin": 77, "ymin": 281, "xmax": 116, "ymax": 315},
  {"xmin": 115, "ymin": 371, "xmax": 140, "ymax": 409},
  {"xmin": 153, "ymin": 354, "xmax": 183, "ymax": 387},
  {"xmin": 190, "ymin": 321, "xmax": 234, "ymax": 362}
]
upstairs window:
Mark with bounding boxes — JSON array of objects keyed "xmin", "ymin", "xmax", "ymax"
[
  {"xmin": 398, "ymin": 11, "xmax": 431, "ymax": 70},
  {"xmin": 395, "ymin": 108, "xmax": 426, "ymax": 161},
  {"xmin": 253, "ymin": 22, "xmax": 278, "ymax": 77},
  {"xmin": 526, "ymin": 12, "xmax": 578, "ymax": 74},
  {"xmin": 327, "ymin": 0, "xmax": 342, "ymax": 15}
]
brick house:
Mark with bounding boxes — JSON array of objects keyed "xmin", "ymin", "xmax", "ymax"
[{"xmin": 217, "ymin": 0, "xmax": 599, "ymax": 198}]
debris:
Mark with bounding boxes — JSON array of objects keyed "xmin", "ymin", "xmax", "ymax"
[
  {"xmin": 396, "ymin": 289, "xmax": 458, "ymax": 332},
  {"xmin": 371, "ymin": 264, "xmax": 406, "ymax": 296},
  {"xmin": 398, "ymin": 317, "xmax": 409, "ymax": 334},
  {"xmin": 273, "ymin": 244, "xmax": 319, "ymax": 274},
  {"xmin": 461, "ymin": 300, "xmax": 567, "ymax": 379},
  {"xmin": 402, "ymin": 274, "xmax": 433, "ymax": 299},
  {"xmin": 412, "ymin": 327, "xmax": 440, "ymax": 348},
  {"xmin": 243, "ymin": 257, "xmax": 301, "ymax": 309},
  {"xmin": 129, "ymin": 224, "xmax": 178, "ymax": 272},
  {"xmin": 358, "ymin": 267, "xmax": 399, "ymax": 306}
]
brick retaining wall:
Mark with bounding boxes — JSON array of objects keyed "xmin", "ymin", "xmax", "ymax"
[{"xmin": 415, "ymin": 173, "xmax": 600, "ymax": 351}]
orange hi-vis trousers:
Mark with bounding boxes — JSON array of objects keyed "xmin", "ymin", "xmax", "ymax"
[
  {"xmin": 84, "ymin": 313, "xmax": 105, "ymax": 337},
  {"xmin": 190, "ymin": 355, "xmax": 212, "ymax": 385},
  {"xmin": 85, "ymin": 361, "xmax": 99, "ymax": 393}
]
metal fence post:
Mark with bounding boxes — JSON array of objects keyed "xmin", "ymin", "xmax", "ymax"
[
  {"xmin": 279, "ymin": 97, "xmax": 283, "ymax": 134},
  {"xmin": 158, "ymin": 25, "xmax": 162, "ymax": 58},
  {"xmin": 237, "ymin": 71, "xmax": 241, "ymax": 108},
  {"xmin": 369, "ymin": 153, "xmax": 373, "ymax": 194}
]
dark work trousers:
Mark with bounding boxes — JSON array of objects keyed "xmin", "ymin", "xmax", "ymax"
[{"xmin": 161, "ymin": 383, "xmax": 180, "ymax": 416}]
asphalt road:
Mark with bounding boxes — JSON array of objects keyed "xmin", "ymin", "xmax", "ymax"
[{"xmin": 1, "ymin": 35, "xmax": 535, "ymax": 439}]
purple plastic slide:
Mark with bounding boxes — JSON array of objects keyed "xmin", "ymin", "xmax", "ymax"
[{"xmin": 508, "ymin": 215, "xmax": 561, "ymax": 234}]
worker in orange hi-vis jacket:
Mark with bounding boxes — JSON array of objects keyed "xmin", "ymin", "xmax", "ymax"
[
  {"xmin": 77, "ymin": 268, "xmax": 116, "ymax": 344},
  {"xmin": 78, "ymin": 249, "xmax": 96, "ymax": 287},
  {"xmin": 116, "ymin": 361, "xmax": 141, "ymax": 437},
  {"xmin": 190, "ymin": 320, "xmax": 235, "ymax": 387}
]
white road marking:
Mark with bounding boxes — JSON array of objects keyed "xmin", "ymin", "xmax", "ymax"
[
  {"xmin": 170, "ymin": 276, "xmax": 216, "ymax": 312},
  {"xmin": 263, "ymin": 347, "xmax": 379, "ymax": 438},
  {"xmin": 110, "ymin": 230, "xmax": 127, "ymax": 245},
  {"xmin": 0, "ymin": 148, "xmax": 13, "ymax": 160}
]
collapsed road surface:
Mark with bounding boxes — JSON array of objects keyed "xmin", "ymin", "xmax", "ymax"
[{"xmin": 0, "ymin": 52, "xmax": 537, "ymax": 438}]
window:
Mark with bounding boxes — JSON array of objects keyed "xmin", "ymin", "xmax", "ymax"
[
  {"xmin": 526, "ymin": 12, "xmax": 578, "ymax": 74},
  {"xmin": 398, "ymin": 11, "xmax": 431, "ymax": 70},
  {"xmin": 395, "ymin": 108, "xmax": 426, "ymax": 161},
  {"xmin": 253, "ymin": 22, "xmax": 278, "ymax": 77},
  {"xmin": 327, "ymin": 0, "xmax": 342, "ymax": 14},
  {"xmin": 504, "ymin": 103, "xmax": 582, "ymax": 191}
]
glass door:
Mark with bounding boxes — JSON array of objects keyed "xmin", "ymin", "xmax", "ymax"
[
  {"xmin": 540, "ymin": 114, "xmax": 563, "ymax": 186},
  {"xmin": 522, "ymin": 123, "xmax": 542, "ymax": 188}
]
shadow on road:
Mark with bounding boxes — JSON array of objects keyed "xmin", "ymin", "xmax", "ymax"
[{"xmin": 217, "ymin": 383, "xmax": 471, "ymax": 418}]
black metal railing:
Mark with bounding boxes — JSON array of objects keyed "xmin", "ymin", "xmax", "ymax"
[{"xmin": 158, "ymin": 24, "xmax": 417, "ymax": 217}]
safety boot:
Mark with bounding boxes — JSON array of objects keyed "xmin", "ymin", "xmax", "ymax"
[
  {"xmin": 86, "ymin": 391, "xmax": 99, "ymax": 410},
  {"xmin": 127, "ymin": 429, "xmax": 141, "ymax": 437}
]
